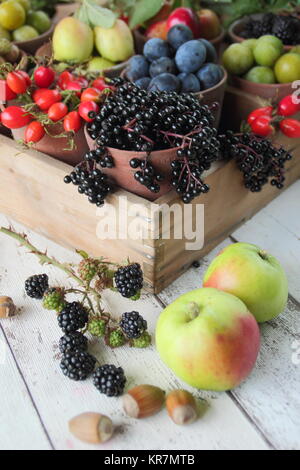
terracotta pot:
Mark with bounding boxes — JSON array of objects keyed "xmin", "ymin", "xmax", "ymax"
[
  {"xmin": 121, "ymin": 67, "xmax": 227, "ymax": 128},
  {"xmin": 231, "ymin": 75, "xmax": 294, "ymax": 101},
  {"xmin": 12, "ymin": 123, "xmax": 88, "ymax": 166},
  {"xmin": 14, "ymin": 23, "xmax": 55, "ymax": 55},
  {"xmin": 195, "ymin": 67, "xmax": 227, "ymax": 127},
  {"xmin": 133, "ymin": 27, "xmax": 226, "ymax": 56},
  {"xmin": 229, "ymin": 14, "xmax": 296, "ymax": 52},
  {"xmin": 85, "ymin": 127, "xmax": 176, "ymax": 200},
  {"xmin": 36, "ymin": 42, "xmax": 129, "ymax": 79}
]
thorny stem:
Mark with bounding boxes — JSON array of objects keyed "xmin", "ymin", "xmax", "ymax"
[{"xmin": 0, "ymin": 226, "xmax": 103, "ymax": 307}]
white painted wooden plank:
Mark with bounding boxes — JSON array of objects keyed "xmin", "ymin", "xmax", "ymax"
[
  {"xmin": 158, "ymin": 239, "xmax": 300, "ymax": 450},
  {"xmin": 232, "ymin": 208, "xmax": 300, "ymax": 303},
  {"xmin": 0, "ymin": 327, "xmax": 51, "ymax": 450},
  {"xmin": 0, "ymin": 215, "xmax": 268, "ymax": 450},
  {"xmin": 262, "ymin": 180, "xmax": 300, "ymax": 239}
]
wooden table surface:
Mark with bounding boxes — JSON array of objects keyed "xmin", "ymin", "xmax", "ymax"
[{"xmin": 0, "ymin": 181, "xmax": 299, "ymax": 451}]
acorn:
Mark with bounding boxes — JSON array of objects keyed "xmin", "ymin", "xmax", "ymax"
[
  {"xmin": 166, "ymin": 390, "xmax": 198, "ymax": 425},
  {"xmin": 69, "ymin": 413, "xmax": 113, "ymax": 444},
  {"xmin": 0, "ymin": 297, "xmax": 17, "ymax": 318},
  {"xmin": 122, "ymin": 384, "xmax": 165, "ymax": 419}
]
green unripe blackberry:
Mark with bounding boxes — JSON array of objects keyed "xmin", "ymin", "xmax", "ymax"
[
  {"xmin": 43, "ymin": 288, "xmax": 66, "ymax": 312},
  {"xmin": 78, "ymin": 258, "xmax": 99, "ymax": 282},
  {"xmin": 132, "ymin": 331, "xmax": 151, "ymax": 348},
  {"xmin": 88, "ymin": 318, "xmax": 107, "ymax": 337},
  {"xmin": 108, "ymin": 329, "xmax": 126, "ymax": 348}
]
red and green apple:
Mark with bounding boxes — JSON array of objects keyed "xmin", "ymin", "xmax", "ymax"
[
  {"xmin": 156, "ymin": 288, "xmax": 260, "ymax": 392},
  {"xmin": 203, "ymin": 242, "xmax": 288, "ymax": 323}
]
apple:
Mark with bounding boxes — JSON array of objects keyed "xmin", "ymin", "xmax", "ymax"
[
  {"xmin": 146, "ymin": 20, "xmax": 168, "ymax": 40},
  {"xmin": 203, "ymin": 243, "xmax": 288, "ymax": 323},
  {"xmin": 166, "ymin": 7, "xmax": 201, "ymax": 38},
  {"xmin": 156, "ymin": 288, "xmax": 260, "ymax": 392},
  {"xmin": 197, "ymin": 9, "xmax": 221, "ymax": 40}
]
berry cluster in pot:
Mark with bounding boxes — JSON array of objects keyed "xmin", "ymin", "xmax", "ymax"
[
  {"xmin": 242, "ymin": 13, "xmax": 300, "ymax": 46},
  {"xmin": 84, "ymin": 78, "xmax": 220, "ymax": 204},
  {"xmin": 246, "ymin": 94, "xmax": 300, "ymax": 139},
  {"xmin": 125, "ymin": 24, "xmax": 224, "ymax": 94},
  {"xmin": 24, "ymin": 257, "xmax": 150, "ymax": 397},
  {"xmin": 0, "ymin": 63, "xmax": 114, "ymax": 143}
]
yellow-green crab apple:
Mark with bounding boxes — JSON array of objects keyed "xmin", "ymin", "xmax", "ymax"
[
  {"xmin": 203, "ymin": 243, "xmax": 288, "ymax": 323},
  {"xmin": 156, "ymin": 288, "xmax": 260, "ymax": 392},
  {"xmin": 94, "ymin": 19, "xmax": 134, "ymax": 63},
  {"xmin": 53, "ymin": 17, "xmax": 94, "ymax": 63}
]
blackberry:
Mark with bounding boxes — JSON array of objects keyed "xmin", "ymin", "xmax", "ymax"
[
  {"xmin": 114, "ymin": 263, "xmax": 143, "ymax": 299},
  {"xmin": 242, "ymin": 13, "xmax": 275, "ymax": 39},
  {"xmin": 88, "ymin": 318, "xmax": 107, "ymax": 337},
  {"xmin": 60, "ymin": 351, "xmax": 96, "ymax": 381},
  {"xmin": 59, "ymin": 332, "xmax": 88, "ymax": 354},
  {"xmin": 107, "ymin": 329, "xmax": 126, "ymax": 348},
  {"xmin": 93, "ymin": 364, "xmax": 126, "ymax": 397},
  {"xmin": 78, "ymin": 258, "xmax": 99, "ymax": 282},
  {"xmin": 25, "ymin": 274, "xmax": 49, "ymax": 299},
  {"xmin": 132, "ymin": 331, "xmax": 152, "ymax": 348},
  {"xmin": 272, "ymin": 15, "xmax": 300, "ymax": 45},
  {"xmin": 43, "ymin": 288, "xmax": 65, "ymax": 312},
  {"xmin": 57, "ymin": 302, "xmax": 89, "ymax": 333},
  {"xmin": 119, "ymin": 311, "xmax": 147, "ymax": 339}
]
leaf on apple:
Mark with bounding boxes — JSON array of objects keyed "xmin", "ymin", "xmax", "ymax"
[
  {"xmin": 76, "ymin": 0, "xmax": 118, "ymax": 29},
  {"xmin": 129, "ymin": 0, "xmax": 164, "ymax": 29}
]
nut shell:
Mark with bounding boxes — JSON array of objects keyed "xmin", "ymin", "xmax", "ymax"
[
  {"xmin": 166, "ymin": 390, "xmax": 198, "ymax": 425},
  {"xmin": 0, "ymin": 297, "xmax": 17, "ymax": 318},
  {"xmin": 69, "ymin": 412, "xmax": 113, "ymax": 444},
  {"xmin": 123, "ymin": 384, "xmax": 165, "ymax": 419}
]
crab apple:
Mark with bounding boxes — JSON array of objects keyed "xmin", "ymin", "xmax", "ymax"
[
  {"xmin": 197, "ymin": 9, "xmax": 221, "ymax": 40},
  {"xmin": 203, "ymin": 243, "xmax": 288, "ymax": 323},
  {"xmin": 156, "ymin": 288, "xmax": 260, "ymax": 392}
]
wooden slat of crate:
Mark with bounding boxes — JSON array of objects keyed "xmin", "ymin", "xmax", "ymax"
[{"xmin": 1, "ymin": 87, "xmax": 299, "ymax": 293}]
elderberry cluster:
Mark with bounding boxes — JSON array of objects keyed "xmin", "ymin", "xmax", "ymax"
[
  {"xmin": 64, "ymin": 165, "xmax": 113, "ymax": 207},
  {"xmin": 85, "ymin": 78, "xmax": 220, "ymax": 202},
  {"xmin": 220, "ymin": 131, "xmax": 293, "ymax": 192}
]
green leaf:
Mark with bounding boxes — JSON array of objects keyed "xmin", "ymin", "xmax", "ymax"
[
  {"xmin": 74, "ymin": 4, "xmax": 90, "ymax": 25},
  {"xmin": 84, "ymin": 0, "xmax": 117, "ymax": 28},
  {"xmin": 129, "ymin": 0, "xmax": 164, "ymax": 29}
]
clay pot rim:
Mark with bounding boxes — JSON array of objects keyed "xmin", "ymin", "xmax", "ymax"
[
  {"xmin": 135, "ymin": 25, "xmax": 226, "ymax": 45},
  {"xmin": 14, "ymin": 22, "xmax": 55, "ymax": 49},
  {"xmin": 228, "ymin": 15, "xmax": 297, "ymax": 50},
  {"xmin": 232, "ymin": 74, "xmax": 295, "ymax": 89},
  {"xmin": 85, "ymin": 126, "xmax": 178, "ymax": 156}
]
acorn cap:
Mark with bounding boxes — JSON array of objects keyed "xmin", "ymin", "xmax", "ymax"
[
  {"xmin": 69, "ymin": 412, "xmax": 113, "ymax": 444},
  {"xmin": 122, "ymin": 384, "xmax": 165, "ymax": 419}
]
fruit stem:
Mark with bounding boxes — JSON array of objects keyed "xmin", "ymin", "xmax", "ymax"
[{"xmin": 0, "ymin": 226, "xmax": 103, "ymax": 304}]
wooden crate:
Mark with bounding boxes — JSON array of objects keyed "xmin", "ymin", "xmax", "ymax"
[{"xmin": 0, "ymin": 88, "xmax": 299, "ymax": 293}]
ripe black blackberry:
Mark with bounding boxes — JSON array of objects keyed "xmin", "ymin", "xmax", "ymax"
[
  {"xmin": 59, "ymin": 332, "xmax": 88, "ymax": 354},
  {"xmin": 119, "ymin": 311, "xmax": 147, "ymax": 339},
  {"xmin": 114, "ymin": 263, "xmax": 143, "ymax": 298},
  {"xmin": 60, "ymin": 351, "xmax": 96, "ymax": 381},
  {"xmin": 93, "ymin": 364, "xmax": 126, "ymax": 397},
  {"xmin": 25, "ymin": 274, "xmax": 49, "ymax": 299},
  {"xmin": 57, "ymin": 302, "xmax": 89, "ymax": 333},
  {"xmin": 242, "ymin": 13, "xmax": 275, "ymax": 39},
  {"xmin": 272, "ymin": 15, "xmax": 300, "ymax": 45}
]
